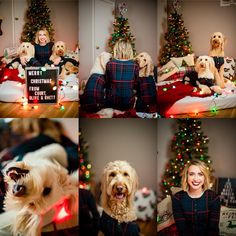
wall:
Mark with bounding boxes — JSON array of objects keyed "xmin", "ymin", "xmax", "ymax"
[
  {"xmin": 80, "ymin": 119, "xmax": 157, "ymax": 190},
  {"xmin": 181, "ymin": 0, "xmax": 236, "ymax": 58},
  {"xmin": 0, "ymin": 0, "xmax": 78, "ymax": 55},
  {"xmin": 157, "ymin": 119, "xmax": 236, "ymax": 197},
  {"xmin": 48, "ymin": 0, "xmax": 78, "ymax": 50},
  {"xmin": 116, "ymin": 0, "xmax": 157, "ymax": 63},
  {"xmin": 55, "ymin": 118, "xmax": 78, "ymax": 144},
  {"xmin": 79, "ymin": 0, "xmax": 93, "ymax": 80},
  {"xmin": 157, "ymin": 0, "xmax": 236, "ymax": 61}
]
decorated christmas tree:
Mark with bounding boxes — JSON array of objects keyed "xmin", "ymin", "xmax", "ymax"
[
  {"xmin": 161, "ymin": 119, "xmax": 213, "ymax": 197},
  {"xmin": 21, "ymin": 0, "xmax": 54, "ymax": 43},
  {"xmin": 108, "ymin": 3, "xmax": 136, "ymax": 55},
  {"xmin": 79, "ymin": 130, "xmax": 92, "ymax": 189},
  {"xmin": 159, "ymin": 1, "xmax": 193, "ymax": 66}
]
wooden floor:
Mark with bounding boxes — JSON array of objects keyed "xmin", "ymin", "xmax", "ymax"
[
  {"xmin": 173, "ymin": 107, "xmax": 236, "ymax": 118},
  {"xmin": 0, "ymin": 101, "xmax": 78, "ymax": 118}
]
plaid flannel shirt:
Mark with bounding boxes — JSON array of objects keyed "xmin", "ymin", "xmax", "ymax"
[
  {"xmin": 80, "ymin": 73, "xmax": 106, "ymax": 112},
  {"xmin": 105, "ymin": 59, "xmax": 139, "ymax": 111},
  {"xmin": 29, "ymin": 42, "xmax": 54, "ymax": 66},
  {"xmin": 172, "ymin": 190, "xmax": 220, "ymax": 236},
  {"xmin": 136, "ymin": 76, "xmax": 157, "ymax": 113},
  {"xmin": 100, "ymin": 211, "xmax": 140, "ymax": 236}
]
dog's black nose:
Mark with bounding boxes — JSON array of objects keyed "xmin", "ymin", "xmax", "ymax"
[
  {"xmin": 12, "ymin": 184, "xmax": 26, "ymax": 197},
  {"xmin": 116, "ymin": 186, "xmax": 123, "ymax": 192}
]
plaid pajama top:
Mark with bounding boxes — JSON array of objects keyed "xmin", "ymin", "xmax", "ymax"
[
  {"xmin": 105, "ymin": 59, "xmax": 139, "ymax": 110},
  {"xmin": 172, "ymin": 190, "xmax": 220, "ymax": 236},
  {"xmin": 29, "ymin": 42, "xmax": 54, "ymax": 66}
]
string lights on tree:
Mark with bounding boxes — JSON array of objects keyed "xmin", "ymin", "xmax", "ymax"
[
  {"xmin": 161, "ymin": 119, "xmax": 213, "ymax": 197},
  {"xmin": 108, "ymin": 2, "xmax": 136, "ymax": 55},
  {"xmin": 79, "ymin": 130, "xmax": 92, "ymax": 189},
  {"xmin": 159, "ymin": 0, "xmax": 193, "ymax": 66}
]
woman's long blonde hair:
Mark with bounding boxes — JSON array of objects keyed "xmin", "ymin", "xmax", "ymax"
[
  {"xmin": 35, "ymin": 28, "xmax": 50, "ymax": 44},
  {"xmin": 181, "ymin": 159, "xmax": 211, "ymax": 191},
  {"xmin": 113, "ymin": 40, "xmax": 134, "ymax": 60}
]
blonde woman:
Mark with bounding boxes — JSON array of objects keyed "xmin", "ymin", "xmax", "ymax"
[
  {"xmin": 28, "ymin": 28, "xmax": 61, "ymax": 66},
  {"xmin": 105, "ymin": 40, "xmax": 139, "ymax": 111},
  {"xmin": 172, "ymin": 159, "xmax": 220, "ymax": 236}
]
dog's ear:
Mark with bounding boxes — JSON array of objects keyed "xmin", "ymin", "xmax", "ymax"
[
  {"xmin": 195, "ymin": 58, "xmax": 200, "ymax": 73},
  {"xmin": 222, "ymin": 35, "xmax": 227, "ymax": 51},
  {"xmin": 146, "ymin": 61, "xmax": 154, "ymax": 77},
  {"xmin": 30, "ymin": 44, "xmax": 35, "ymax": 57},
  {"xmin": 209, "ymin": 57, "xmax": 215, "ymax": 74}
]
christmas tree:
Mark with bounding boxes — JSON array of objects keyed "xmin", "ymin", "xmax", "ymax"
[
  {"xmin": 79, "ymin": 130, "xmax": 92, "ymax": 189},
  {"xmin": 159, "ymin": 1, "xmax": 193, "ymax": 66},
  {"xmin": 161, "ymin": 119, "xmax": 213, "ymax": 197},
  {"xmin": 21, "ymin": 0, "xmax": 54, "ymax": 43},
  {"xmin": 108, "ymin": 3, "xmax": 136, "ymax": 55}
]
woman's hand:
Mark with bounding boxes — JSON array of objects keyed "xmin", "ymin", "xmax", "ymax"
[{"xmin": 53, "ymin": 57, "xmax": 61, "ymax": 65}]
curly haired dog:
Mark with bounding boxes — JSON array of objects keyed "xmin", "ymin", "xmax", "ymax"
[
  {"xmin": 3, "ymin": 144, "xmax": 78, "ymax": 236},
  {"xmin": 90, "ymin": 51, "xmax": 112, "ymax": 76},
  {"xmin": 183, "ymin": 55, "xmax": 224, "ymax": 94},
  {"xmin": 100, "ymin": 160, "xmax": 140, "ymax": 235},
  {"xmin": 209, "ymin": 32, "xmax": 226, "ymax": 85},
  {"xmin": 6, "ymin": 42, "xmax": 35, "ymax": 70},
  {"xmin": 135, "ymin": 52, "xmax": 154, "ymax": 77},
  {"xmin": 50, "ymin": 40, "xmax": 67, "ymax": 62}
]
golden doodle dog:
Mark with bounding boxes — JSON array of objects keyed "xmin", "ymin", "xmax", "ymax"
[
  {"xmin": 183, "ymin": 55, "xmax": 224, "ymax": 94},
  {"xmin": 209, "ymin": 32, "xmax": 226, "ymax": 85},
  {"xmin": 209, "ymin": 32, "xmax": 226, "ymax": 57},
  {"xmin": 3, "ymin": 144, "xmax": 78, "ymax": 236},
  {"xmin": 50, "ymin": 40, "xmax": 67, "ymax": 62},
  {"xmin": 7, "ymin": 42, "xmax": 35, "ymax": 69},
  {"xmin": 135, "ymin": 52, "xmax": 154, "ymax": 77},
  {"xmin": 100, "ymin": 160, "xmax": 140, "ymax": 235},
  {"xmin": 90, "ymin": 51, "xmax": 112, "ymax": 76}
]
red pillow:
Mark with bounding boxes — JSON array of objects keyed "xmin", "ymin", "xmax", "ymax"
[{"xmin": 0, "ymin": 68, "xmax": 25, "ymax": 84}]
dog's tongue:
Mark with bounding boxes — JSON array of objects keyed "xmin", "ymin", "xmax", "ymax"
[{"xmin": 116, "ymin": 193, "xmax": 124, "ymax": 199}]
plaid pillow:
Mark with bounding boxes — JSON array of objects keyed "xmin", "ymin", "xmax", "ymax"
[
  {"xmin": 136, "ymin": 76, "xmax": 157, "ymax": 113},
  {"xmin": 105, "ymin": 59, "xmax": 139, "ymax": 111},
  {"xmin": 167, "ymin": 66, "xmax": 195, "ymax": 81},
  {"xmin": 80, "ymin": 73, "xmax": 106, "ymax": 113}
]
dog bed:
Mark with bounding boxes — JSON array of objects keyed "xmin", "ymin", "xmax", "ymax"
[
  {"xmin": 157, "ymin": 79, "xmax": 236, "ymax": 117},
  {"xmin": 157, "ymin": 57, "xmax": 236, "ymax": 117}
]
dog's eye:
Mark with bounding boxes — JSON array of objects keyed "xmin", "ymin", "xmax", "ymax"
[
  {"xmin": 213, "ymin": 35, "xmax": 216, "ymax": 38},
  {"xmin": 27, "ymin": 46, "xmax": 29, "ymax": 48},
  {"xmin": 205, "ymin": 59, "xmax": 207, "ymax": 61},
  {"xmin": 57, "ymin": 45, "xmax": 59, "ymax": 48},
  {"xmin": 123, "ymin": 172, "xmax": 129, "ymax": 177},
  {"xmin": 144, "ymin": 59, "xmax": 146, "ymax": 62},
  {"xmin": 43, "ymin": 187, "xmax": 51, "ymax": 196},
  {"xmin": 109, "ymin": 172, "xmax": 116, "ymax": 177}
]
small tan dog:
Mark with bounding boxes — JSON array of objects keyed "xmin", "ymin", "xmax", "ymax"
[
  {"xmin": 3, "ymin": 144, "xmax": 78, "ymax": 236},
  {"xmin": 135, "ymin": 52, "xmax": 154, "ymax": 77},
  {"xmin": 50, "ymin": 41, "xmax": 67, "ymax": 61},
  {"xmin": 209, "ymin": 32, "xmax": 226, "ymax": 57},
  {"xmin": 90, "ymin": 51, "xmax": 111, "ymax": 75}
]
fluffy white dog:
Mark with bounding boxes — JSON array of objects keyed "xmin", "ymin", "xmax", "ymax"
[
  {"xmin": 90, "ymin": 52, "xmax": 111, "ymax": 76},
  {"xmin": 101, "ymin": 160, "xmax": 138, "ymax": 223},
  {"xmin": 3, "ymin": 144, "xmax": 78, "ymax": 236},
  {"xmin": 195, "ymin": 55, "xmax": 224, "ymax": 93}
]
